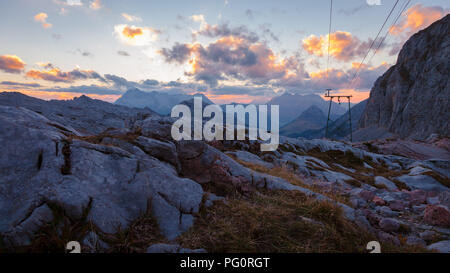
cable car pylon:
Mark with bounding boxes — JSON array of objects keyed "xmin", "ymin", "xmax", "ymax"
[{"xmin": 324, "ymin": 89, "xmax": 353, "ymax": 142}]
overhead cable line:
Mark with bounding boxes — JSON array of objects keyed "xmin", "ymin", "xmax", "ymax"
[
  {"xmin": 368, "ymin": 0, "xmax": 412, "ymax": 65},
  {"xmin": 348, "ymin": 0, "xmax": 400, "ymax": 90},
  {"xmin": 326, "ymin": 0, "xmax": 333, "ymax": 79}
]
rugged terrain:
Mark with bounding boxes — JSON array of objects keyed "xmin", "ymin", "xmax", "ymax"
[
  {"xmin": 0, "ymin": 92, "xmax": 448, "ymax": 253},
  {"xmin": 357, "ymin": 14, "xmax": 450, "ymax": 141}
]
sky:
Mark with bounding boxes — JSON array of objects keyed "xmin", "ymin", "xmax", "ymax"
[{"xmin": 0, "ymin": 0, "xmax": 448, "ymax": 104}]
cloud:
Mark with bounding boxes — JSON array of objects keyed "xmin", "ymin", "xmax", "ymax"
[
  {"xmin": 259, "ymin": 23, "xmax": 279, "ymax": 42},
  {"xmin": 142, "ymin": 79, "xmax": 159, "ymax": 86},
  {"xmin": 76, "ymin": 49, "xmax": 93, "ymax": 57},
  {"xmin": 159, "ymin": 43, "xmax": 193, "ymax": 64},
  {"xmin": 122, "ymin": 13, "xmax": 142, "ymax": 22},
  {"xmin": 193, "ymin": 23, "xmax": 259, "ymax": 42},
  {"xmin": 1, "ymin": 81, "xmax": 41, "ymax": 88},
  {"xmin": 286, "ymin": 62, "xmax": 391, "ymax": 91},
  {"xmin": 26, "ymin": 67, "xmax": 106, "ymax": 83},
  {"xmin": 117, "ymin": 50, "xmax": 130, "ymax": 56},
  {"xmin": 89, "ymin": 0, "xmax": 102, "ymax": 10},
  {"xmin": 302, "ymin": 31, "xmax": 379, "ymax": 62},
  {"xmin": 0, "ymin": 55, "xmax": 26, "ymax": 73},
  {"xmin": 114, "ymin": 24, "xmax": 159, "ymax": 46},
  {"xmin": 103, "ymin": 73, "xmax": 207, "ymax": 94},
  {"xmin": 45, "ymin": 84, "xmax": 122, "ymax": 95},
  {"xmin": 34, "ymin": 13, "xmax": 52, "ymax": 29},
  {"xmin": 161, "ymin": 35, "xmax": 303, "ymax": 87},
  {"xmin": 389, "ymin": 4, "xmax": 448, "ymax": 37},
  {"xmin": 36, "ymin": 62, "xmax": 55, "ymax": 69},
  {"xmin": 209, "ymin": 85, "xmax": 275, "ymax": 97},
  {"xmin": 190, "ymin": 14, "xmax": 206, "ymax": 24}
]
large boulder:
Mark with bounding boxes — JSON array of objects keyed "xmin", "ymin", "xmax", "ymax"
[{"xmin": 0, "ymin": 106, "xmax": 203, "ymax": 245}]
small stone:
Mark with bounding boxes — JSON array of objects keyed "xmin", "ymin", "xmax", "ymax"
[
  {"xmin": 423, "ymin": 205, "xmax": 450, "ymax": 227},
  {"xmin": 376, "ymin": 206, "xmax": 399, "ymax": 217},
  {"xmin": 406, "ymin": 236, "xmax": 426, "ymax": 247},
  {"xmin": 359, "ymin": 190, "xmax": 375, "ymax": 202},
  {"xmin": 426, "ymin": 196, "xmax": 440, "ymax": 205},
  {"xmin": 378, "ymin": 231, "xmax": 400, "ymax": 246},
  {"xmin": 438, "ymin": 192, "xmax": 450, "ymax": 207},
  {"xmin": 419, "ymin": 230, "xmax": 437, "ymax": 241},
  {"xmin": 379, "ymin": 218, "xmax": 400, "ymax": 232},
  {"xmin": 427, "ymin": 240, "xmax": 450, "ymax": 253},
  {"xmin": 350, "ymin": 196, "xmax": 368, "ymax": 209},
  {"xmin": 412, "ymin": 204, "xmax": 427, "ymax": 213},
  {"xmin": 372, "ymin": 196, "xmax": 386, "ymax": 206},
  {"xmin": 389, "ymin": 200, "xmax": 406, "ymax": 211},
  {"xmin": 409, "ymin": 190, "xmax": 427, "ymax": 205}
]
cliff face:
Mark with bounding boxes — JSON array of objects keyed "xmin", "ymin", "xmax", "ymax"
[{"xmin": 358, "ymin": 14, "xmax": 450, "ymax": 140}]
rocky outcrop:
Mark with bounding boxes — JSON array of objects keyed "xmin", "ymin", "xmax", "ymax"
[
  {"xmin": 0, "ymin": 92, "xmax": 155, "ymax": 135},
  {"xmin": 0, "ymin": 92, "xmax": 449, "ymax": 252},
  {"xmin": 0, "ymin": 105, "xmax": 203, "ymax": 244},
  {"xmin": 358, "ymin": 14, "xmax": 450, "ymax": 140}
]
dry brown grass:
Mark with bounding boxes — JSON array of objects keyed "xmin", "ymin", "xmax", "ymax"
[
  {"xmin": 70, "ymin": 128, "xmax": 142, "ymax": 145},
  {"xmin": 177, "ymin": 189, "xmax": 425, "ymax": 253},
  {"xmin": 105, "ymin": 214, "xmax": 167, "ymax": 253}
]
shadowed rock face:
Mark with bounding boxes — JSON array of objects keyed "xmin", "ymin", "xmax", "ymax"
[{"xmin": 358, "ymin": 14, "xmax": 450, "ymax": 141}]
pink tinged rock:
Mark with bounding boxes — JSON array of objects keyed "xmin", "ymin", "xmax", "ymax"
[
  {"xmin": 372, "ymin": 196, "xmax": 386, "ymax": 206},
  {"xmin": 423, "ymin": 205, "xmax": 450, "ymax": 228},
  {"xmin": 409, "ymin": 190, "xmax": 427, "ymax": 205},
  {"xmin": 378, "ymin": 231, "xmax": 400, "ymax": 246},
  {"xmin": 359, "ymin": 190, "xmax": 375, "ymax": 202},
  {"xmin": 389, "ymin": 200, "xmax": 406, "ymax": 211},
  {"xmin": 379, "ymin": 218, "xmax": 400, "ymax": 232}
]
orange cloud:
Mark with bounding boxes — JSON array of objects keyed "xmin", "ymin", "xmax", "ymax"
[
  {"xmin": 303, "ymin": 31, "xmax": 369, "ymax": 61},
  {"xmin": 34, "ymin": 13, "xmax": 52, "ymax": 29},
  {"xmin": 122, "ymin": 26, "xmax": 143, "ymax": 38},
  {"xmin": 0, "ymin": 55, "xmax": 26, "ymax": 73},
  {"xmin": 89, "ymin": 0, "xmax": 102, "ymax": 10},
  {"xmin": 26, "ymin": 67, "xmax": 104, "ymax": 83},
  {"xmin": 390, "ymin": 4, "xmax": 447, "ymax": 36},
  {"xmin": 114, "ymin": 24, "xmax": 159, "ymax": 46},
  {"xmin": 122, "ymin": 13, "xmax": 142, "ymax": 22},
  {"xmin": 302, "ymin": 35, "xmax": 325, "ymax": 57},
  {"xmin": 169, "ymin": 35, "xmax": 300, "ymax": 86}
]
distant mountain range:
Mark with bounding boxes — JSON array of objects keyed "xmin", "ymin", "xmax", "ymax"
[
  {"xmin": 266, "ymin": 93, "xmax": 347, "ymax": 126},
  {"xmin": 298, "ymin": 100, "xmax": 368, "ymax": 140},
  {"xmin": 115, "ymin": 89, "xmax": 348, "ymax": 129},
  {"xmin": 115, "ymin": 88, "xmax": 192, "ymax": 115}
]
